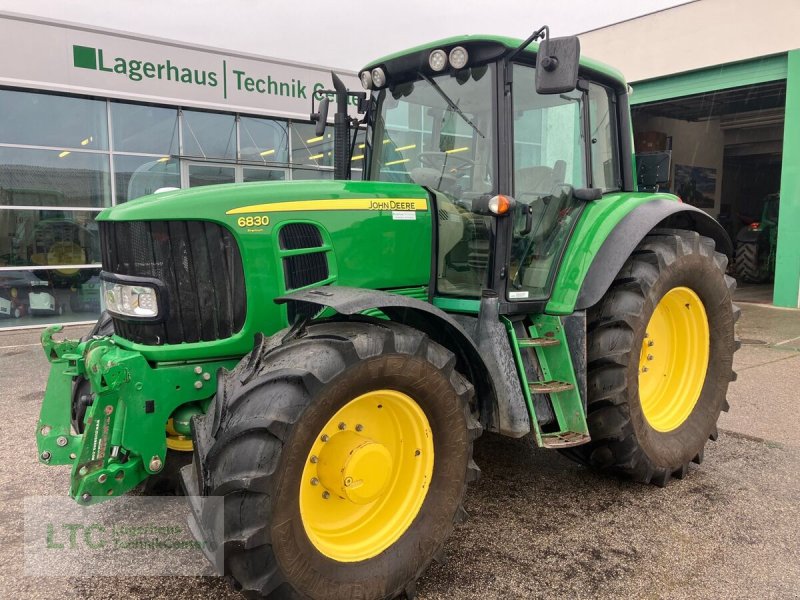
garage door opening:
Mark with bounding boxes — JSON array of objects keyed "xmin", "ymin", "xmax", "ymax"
[{"xmin": 632, "ymin": 79, "xmax": 786, "ymax": 303}]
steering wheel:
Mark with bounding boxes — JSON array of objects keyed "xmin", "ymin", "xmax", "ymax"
[{"xmin": 419, "ymin": 151, "xmax": 475, "ymax": 173}]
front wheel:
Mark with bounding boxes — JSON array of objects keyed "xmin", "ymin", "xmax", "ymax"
[
  {"xmin": 185, "ymin": 319, "xmax": 480, "ymax": 599},
  {"xmin": 564, "ymin": 229, "xmax": 739, "ymax": 486}
]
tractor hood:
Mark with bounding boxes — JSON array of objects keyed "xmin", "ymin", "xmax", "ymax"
[{"xmin": 96, "ymin": 179, "xmax": 434, "ymax": 361}]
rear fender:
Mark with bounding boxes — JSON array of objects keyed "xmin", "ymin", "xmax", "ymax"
[{"xmin": 549, "ymin": 197, "xmax": 731, "ymax": 313}]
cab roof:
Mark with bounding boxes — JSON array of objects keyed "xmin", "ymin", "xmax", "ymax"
[{"xmin": 362, "ymin": 34, "xmax": 627, "ymax": 90}]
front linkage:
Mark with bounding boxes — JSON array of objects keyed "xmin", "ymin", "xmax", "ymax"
[{"xmin": 36, "ymin": 325, "xmax": 236, "ymax": 504}]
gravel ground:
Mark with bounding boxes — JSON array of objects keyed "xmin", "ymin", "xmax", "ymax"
[{"xmin": 1, "ymin": 298, "xmax": 798, "ymax": 599}]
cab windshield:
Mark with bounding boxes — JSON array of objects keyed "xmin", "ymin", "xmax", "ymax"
[{"xmin": 368, "ymin": 65, "xmax": 496, "ymax": 202}]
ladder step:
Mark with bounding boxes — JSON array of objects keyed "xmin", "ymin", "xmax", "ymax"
[
  {"xmin": 517, "ymin": 337, "xmax": 560, "ymax": 348},
  {"xmin": 541, "ymin": 431, "xmax": 591, "ymax": 449},
  {"xmin": 529, "ymin": 380, "xmax": 575, "ymax": 394}
]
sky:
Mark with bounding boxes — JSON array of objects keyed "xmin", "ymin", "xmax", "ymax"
[{"xmin": 0, "ymin": 0, "xmax": 693, "ymax": 70}]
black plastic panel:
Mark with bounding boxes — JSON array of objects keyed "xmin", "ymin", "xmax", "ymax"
[
  {"xmin": 283, "ymin": 252, "xmax": 328, "ymax": 290},
  {"xmin": 279, "ymin": 223, "xmax": 324, "ymax": 250}
]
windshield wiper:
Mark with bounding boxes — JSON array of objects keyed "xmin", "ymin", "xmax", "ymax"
[{"xmin": 418, "ymin": 72, "xmax": 485, "ymax": 139}]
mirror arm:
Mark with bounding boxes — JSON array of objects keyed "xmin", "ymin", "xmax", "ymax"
[{"xmin": 506, "ymin": 25, "xmax": 549, "ymax": 63}]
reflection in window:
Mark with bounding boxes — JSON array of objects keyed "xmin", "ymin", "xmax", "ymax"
[
  {"xmin": 240, "ymin": 116, "xmax": 289, "ymax": 163},
  {"xmin": 111, "ymin": 102, "xmax": 179, "ymax": 155},
  {"xmin": 188, "ymin": 164, "xmax": 236, "ymax": 187},
  {"xmin": 114, "ymin": 155, "xmax": 180, "ymax": 202},
  {"xmin": 0, "ymin": 209, "xmax": 100, "ymax": 269},
  {"xmin": 182, "ymin": 110, "xmax": 236, "ymax": 159},
  {"xmin": 0, "ymin": 90, "xmax": 108, "ymax": 150},
  {"xmin": 291, "ymin": 168, "xmax": 333, "ymax": 180},
  {"xmin": 0, "ymin": 267, "xmax": 102, "ymax": 324},
  {"xmin": 0, "ymin": 148, "xmax": 111, "ymax": 208},
  {"xmin": 243, "ymin": 168, "xmax": 285, "ymax": 182},
  {"xmin": 291, "ymin": 123, "xmax": 333, "ymax": 167}
]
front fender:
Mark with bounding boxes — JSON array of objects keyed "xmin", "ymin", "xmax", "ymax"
[{"xmin": 547, "ymin": 194, "xmax": 731, "ymax": 314}]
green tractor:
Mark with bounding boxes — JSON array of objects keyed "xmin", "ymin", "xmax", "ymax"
[
  {"xmin": 36, "ymin": 28, "xmax": 738, "ymax": 599},
  {"xmin": 734, "ymin": 192, "xmax": 780, "ymax": 283}
]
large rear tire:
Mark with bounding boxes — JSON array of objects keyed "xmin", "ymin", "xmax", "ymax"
[
  {"xmin": 184, "ymin": 319, "xmax": 481, "ymax": 599},
  {"xmin": 563, "ymin": 229, "xmax": 739, "ymax": 486},
  {"xmin": 735, "ymin": 240, "xmax": 769, "ymax": 283}
]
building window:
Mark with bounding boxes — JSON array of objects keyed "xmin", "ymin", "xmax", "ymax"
[
  {"xmin": 239, "ymin": 116, "xmax": 289, "ymax": 163},
  {"xmin": 111, "ymin": 102, "xmax": 179, "ymax": 155},
  {"xmin": 291, "ymin": 122, "xmax": 334, "ymax": 168},
  {"xmin": 181, "ymin": 109, "xmax": 237, "ymax": 160},
  {"xmin": 113, "ymin": 155, "xmax": 180, "ymax": 203},
  {"xmin": 0, "ymin": 89, "xmax": 108, "ymax": 150}
]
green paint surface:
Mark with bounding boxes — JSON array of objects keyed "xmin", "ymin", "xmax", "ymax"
[
  {"xmin": 774, "ymin": 49, "xmax": 800, "ymax": 308},
  {"xmin": 547, "ymin": 192, "xmax": 681, "ymax": 314},
  {"xmin": 630, "ymin": 54, "xmax": 788, "ymax": 104}
]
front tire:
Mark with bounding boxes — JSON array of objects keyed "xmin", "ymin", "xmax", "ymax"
[
  {"xmin": 565, "ymin": 229, "xmax": 739, "ymax": 486},
  {"xmin": 185, "ymin": 319, "xmax": 481, "ymax": 599}
]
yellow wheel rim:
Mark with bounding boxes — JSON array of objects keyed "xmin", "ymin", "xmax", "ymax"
[
  {"xmin": 299, "ymin": 389, "xmax": 434, "ymax": 562},
  {"xmin": 639, "ymin": 286, "xmax": 710, "ymax": 432}
]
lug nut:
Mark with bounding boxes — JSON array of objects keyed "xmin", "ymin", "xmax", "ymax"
[
  {"xmin": 194, "ymin": 366, "xmax": 203, "ymax": 374},
  {"xmin": 194, "ymin": 381, "xmax": 203, "ymax": 389},
  {"xmin": 149, "ymin": 456, "xmax": 163, "ymax": 472},
  {"xmin": 338, "ymin": 422, "xmax": 347, "ymax": 430},
  {"xmin": 647, "ymin": 355, "xmax": 654, "ymax": 361},
  {"xmin": 80, "ymin": 493, "xmax": 92, "ymax": 504},
  {"xmin": 642, "ymin": 367, "xmax": 649, "ymax": 373},
  {"xmin": 322, "ymin": 491, "xmax": 330, "ymax": 500},
  {"xmin": 310, "ymin": 477, "xmax": 319, "ymax": 486},
  {"xmin": 648, "ymin": 340, "xmax": 654, "ymax": 347},
  {"xmin": 56, "ymin": 436, "xmax": 68, "ymax": 447},
  {"xmin": 69, "ymin": 453, "xmax": 76, "ymax": 460},
  {"xmin": 41, "ymin": 451, "xmax": 51, "ymax": 462},
  {"xmin": 310, "ymin": 455, "xmax": 318, "ymax": 464},
  {"xmin": 355, "ymin": 424, "xmax": 364, "ymax": 432},
  {"xmin": 320, "ymin": 434, "xmax": 329, "ymax": 442},
  {"xmin": 202, "ymin": 372, "xmax": 211, "ymax": 381},
  {"xmin": 40, "ymin": 426, "xmax": 51, "ymax": 436}
]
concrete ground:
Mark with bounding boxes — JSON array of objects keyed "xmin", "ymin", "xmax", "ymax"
[{"xmin": 0, "ymin": 293, "xmax": 798, "ymax": 599}]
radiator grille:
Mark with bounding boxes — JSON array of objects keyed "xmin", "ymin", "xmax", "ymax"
[{"xmin": 99, "ymin": 220, "xmax": 245, "ymax": 345}]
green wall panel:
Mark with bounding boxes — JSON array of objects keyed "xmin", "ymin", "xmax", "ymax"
[
  {"xmin": 630, "ymin": 54, "xmax": 788, "ymax": 105},
  {"xmin": 774, "ymin": 49, "xmax": 800, "ymax": 308}
]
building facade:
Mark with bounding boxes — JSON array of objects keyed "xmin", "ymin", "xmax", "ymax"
[
  {"xmin": 579, "ymin": 0, "xmax": 800, "ymax": 308},
  {"xmin": 0, "ymin": 11, "xmax": 359, "ymax": 329}
]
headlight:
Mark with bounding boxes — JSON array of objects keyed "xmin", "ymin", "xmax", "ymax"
[
  {"xmin": 428, "ymin": 49, "xmax": 447, "ymax": 72},
  {"xmin": 371, "ymin": 67, "xmax": 386, "ymax": 88},
  {"xmin": 102, "ymin": 279, "xmax": 160, "ymax": 318},
  {"xmin": 359, "ymin": 70, "xmax": 373, "ymax": 89},
  {"xmin": 449, "ymin": 46, "xmax": 469, "ymax": 70}
]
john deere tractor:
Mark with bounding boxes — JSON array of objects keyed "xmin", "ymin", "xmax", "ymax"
[
  {"xmin": 36, "ymin": 29, "xmax": 738, "ymax": 599},
  {"xmin": 734, "ymin": 192, "xmax": 780, "ymax": 283}
]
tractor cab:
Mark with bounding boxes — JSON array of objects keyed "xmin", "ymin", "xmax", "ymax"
[{"xmin": 319, "ymin": 32, "xmax": 632, "ymax": 309}]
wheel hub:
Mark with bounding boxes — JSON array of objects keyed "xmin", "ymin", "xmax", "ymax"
[{"xmin": 317, "ymin": 431, "xmax": 394, "ymax": 505}]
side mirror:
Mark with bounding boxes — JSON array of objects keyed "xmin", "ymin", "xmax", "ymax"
[
  {"xmin": 310, "ymin": 97, "xmax": 330, "ymax": 137},
  {"xmin": 636, "ymin": 151, "xmax": 672, "ymax": 192},
  {"xmin": 536, "ymin": 36, "xmax": 580, "ymax": 94}
]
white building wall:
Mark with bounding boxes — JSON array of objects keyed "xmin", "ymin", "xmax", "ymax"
[{"xmin": 579, "ymin": 0, "xmax": 800, "ymax": 82}]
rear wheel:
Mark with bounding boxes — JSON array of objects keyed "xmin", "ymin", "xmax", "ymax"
[
  {"xmin": 564, "ymin": 229, "xmax": 739, "ymax": 485},
  {"xmin": 735, "ymin": 240, "xmax": 769, "ymax": 283},
  {"xmin": 184, "ymin": 319, "xmax": 481, "ymax": 599}
]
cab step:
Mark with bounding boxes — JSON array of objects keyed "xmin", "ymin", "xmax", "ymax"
[
  {"xmin": 529, "ymin": 380, "xmax": 574, "ymax": 394},
  {"xmin": 541, "ymin": 431, "xmax": 591, "ymax": 449},
  {"xmin": 517, "ymin": 337, "xmax": 560, "ymax": 348},
  {"xmin": 503, "ymin": 315, "xmax": 590, "ymax": 450}
]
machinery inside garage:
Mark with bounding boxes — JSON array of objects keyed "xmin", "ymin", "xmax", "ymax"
[{"xmin": 632, "ymin": 79, "xmax": 786, "ymax": 297}]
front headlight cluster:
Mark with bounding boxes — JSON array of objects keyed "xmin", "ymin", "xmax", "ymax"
[{"xmin": 102, "ymin": 279, "xmax": 160, "ymax": 318}]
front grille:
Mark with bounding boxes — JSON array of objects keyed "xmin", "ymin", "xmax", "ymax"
[{"xmin": 99, "ymin": 220, "xmax": 246, "ymax": 345}]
